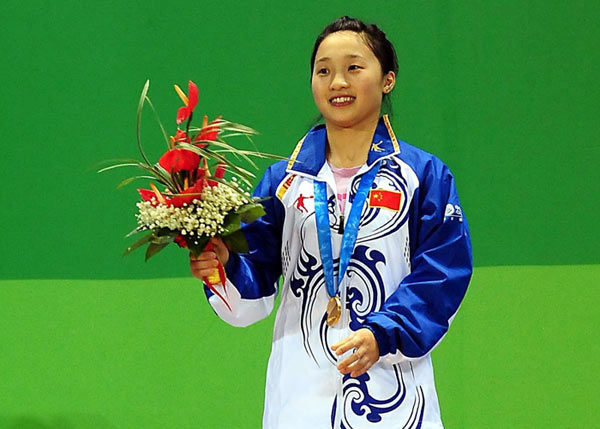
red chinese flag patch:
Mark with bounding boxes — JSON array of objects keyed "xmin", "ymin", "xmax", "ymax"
[{"xmin": 368, "ymin": 189, "xmax": 402, "ymax": 211}]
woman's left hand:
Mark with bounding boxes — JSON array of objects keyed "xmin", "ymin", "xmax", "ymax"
[{"xmin": 331, "ymin": 328, "xmax": 380, "ymax": 377}]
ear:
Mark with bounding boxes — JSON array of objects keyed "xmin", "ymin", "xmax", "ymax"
[{"xmin": 382, "ymin": 71, "xmax": 396, "ymax": 94}]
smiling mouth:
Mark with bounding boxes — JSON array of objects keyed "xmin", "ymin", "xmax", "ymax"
[{"xmin": 329, "ymin": 96, "xmax": 355, "ymax": 106}]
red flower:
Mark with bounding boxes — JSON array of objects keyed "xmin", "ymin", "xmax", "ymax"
[
  {"xmin": 138, "ymin": 188, "xmax": 160, "ymax": 205},
  {"xmin": 168, "ymin": 179, "xmax": 205, "ymax": 208},
  {"xmin": 138, "ymin": 179, "xmax": 204, "ymax": 208},
  {"xmin": 207, "ymin": 163, "xmax": 226, "ymax": 187},
  {"xmin": 214, "ymin": 162, "xmax": 226, "ymax": 179},
  {"xmin": 170, "ymin": 129, "xmax": 191, "ymax": 147},
  {"xmin": 174, "ymin": 235, "xmax": 188, "ymax": 248},
  {"xmin": 196, "ymin": 167, "xmax": 208, "ymax": 181},
  {"xmin": 138, "ymin": 183, "xmax": 168, "ymax": 206},
  {"xmin": 194, "ymin": 115, "xmax": 222, "ymax": 146},
  {"xmin": 175, "ymin": 81, "xmax": 198, "ymax": 124},
  {"xmin": 158, "ymin": 149, "xmax": 200, "ymax": 173}
]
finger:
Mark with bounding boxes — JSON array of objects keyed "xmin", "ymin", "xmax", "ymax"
[
  {"xmin": 190, "ymin": 259, "xmax": 220, "ymax": 269},
  {"xmin": 331, "ymin": 333, "xmax": 356, "ymax": 349},
  {"xmin": 337, "ymin": 351, "xmax": 361, "ymax": 371},
  {"xmin": 191, "ymin": 266, "xmax": 221, "ymax": 279},
  {"xmin": 190, "ymin": 262, "xmax": 220, "ymax": 279},
  {"xmin": 345, "ymin": 354, "xmax": 373, "ymax": 376},
  {"xmin": 190, "ymin": 251, "xmax": 218, "ymax": 261},
  {"xmin": 330, "ymin": 338, "xmax": 347, "ymax": 350},
  {"xmin": 331, "ymin": 336, "xmax": 356, "ymax": 354},
  {"xmin": 210, "ymin": 237, "xmax": 226, "ymax": 249},
  {"xmin": 339, "ymin": 361, "xmax": 366, "ymax": 376},
  {"xmin": 350, "ymin": 359, "xmax": 374, "ymax": 378}
]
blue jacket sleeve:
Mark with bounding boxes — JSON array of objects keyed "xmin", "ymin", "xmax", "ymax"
[
  {"xmin": 204, "ymin": 162, "xmax": 286, "ymax": 327},
  {"xmin": 363, "ymin": 158, "xmax": 473, "ymax": 358}
]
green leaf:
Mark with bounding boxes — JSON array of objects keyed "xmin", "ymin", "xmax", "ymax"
[
  {"xmin": 194, "ymin": 138, "xmax": 259, "ymax": 169},
  {"xmin": 236, "ymin": 203, "xmax": 266, "ymax": 223},
  {"xmin": 216, "ymin": 132, "xmax": 250, "ymax": 139},
  {"xmin": 217, "ymin": 119, "xmax": 260, "ymax": 135},
  {"xmin": 98, "ymin": 161, "xmax": 174, "ymax": 189},
  {"xmin": 97, "ymin": 162, "xmax": 141, "ymax": 173},
  {"xmin": 189, "ymin": 119, "xmax": 259, "ymax": 137},
  {"xmin": 144, "ymin": 96, "xmax": 170, "ymax": 149},
  {"xmin": 221, "ymin": 230, "xmax": 249, "ymax": 253},
  {"xmin": 151, "ymin": 164, "xmax": 178, "ymax": 191},
  {"xmin": 117, "ymin": 175, "xmax": 155, "ymax": 189},
  {"xmin": 136, "ymin": 80, "xmax": 152, "ymax": 166},
  {"xmin": 145, "ymin": 241, "xmax": 170, "ymax": 261},
  {"xmin": 125, "ymin": 225, "xmax": 146, "ymax": 238},
  {"xmin": 221, "ymin": 213, "xmax": 241, "ymax": 235},
  {"xmin": 186, "ymin": 235, "xmax": 210, "ymax": 258},
  {"xmin": 94, "ymin": 158, "xmax": 147, "ymax": 172},
  {"xmin": 213, "ymin": 147, "xmax": 288, "ymax": 162},
  {"xmin": 151, "ymin": 234, "xmax": 177, "ymax": 244},
  {"xmin": 123, "ymin": 231, "xmax": 155, "ymax": 256}
]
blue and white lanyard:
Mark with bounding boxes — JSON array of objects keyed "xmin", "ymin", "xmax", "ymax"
[{"xmin": 313, "ymin": 161, "xmax": 381, "ymax": 298}]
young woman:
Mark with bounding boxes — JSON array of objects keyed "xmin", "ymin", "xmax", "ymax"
[{"xmin": 191, "ymin": 16, "xmax": 472, "ymax": 429}]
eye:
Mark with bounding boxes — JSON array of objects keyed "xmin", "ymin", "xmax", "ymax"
[
  {"xmin": 316, "ymin": 67, "xmax": 328, "ymax": 75},
  {"xmin": 348, "ymin": 64, "xmax": 362, "ymax": 71}
]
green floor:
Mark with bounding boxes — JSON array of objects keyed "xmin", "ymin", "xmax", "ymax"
[{"xmin": 1, "ymin": 265, "xmax": 598, "ymax": 428}]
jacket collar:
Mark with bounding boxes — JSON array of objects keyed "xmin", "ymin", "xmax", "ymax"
[{"xmin": 286, "ymin": 114, "xmax": 401, "ymax": 178}]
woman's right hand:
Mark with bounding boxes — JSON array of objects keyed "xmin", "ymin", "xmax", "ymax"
[{"xmin": 189, "ymin": 237, "xmax": 230, "ymax": 280}]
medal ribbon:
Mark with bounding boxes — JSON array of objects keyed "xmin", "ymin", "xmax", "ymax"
[{"xmin": 314, "ymin": 161, "xmax": 381, "ymax": 298}]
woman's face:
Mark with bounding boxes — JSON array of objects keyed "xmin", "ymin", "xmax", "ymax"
[{"xmin": 311, "ymin": 31, "xmax": 395, "ymax": 130}]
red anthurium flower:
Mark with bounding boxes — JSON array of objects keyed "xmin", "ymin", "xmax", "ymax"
[
  {"xmin": 207, "ymin": 162, "xmax": 226, "ymax": 187},
  {"xmin": 138, "ymin": 188, "xmax": 159, "ymax": 204},
  {"xmin": 195, "ymin": 167, "xmax": 208, "ymax": 182},
  {"xmin": 214, "ymin": 162, "xmax": 226, "ymax": 179},
  {"xmin": 169, "ymin": 179, "xmax": 205, "ymax": 208},
  {"xmin": 138, "ymin": 181, "xmax": 203, "ymax": 208},
  {"xmin": 194, "ymin": 115, "xmax": 222, "ymax": 146},
  {"xmin": 159, "ymin": 148, "xmax": 200, "ymax": 173},
  {"xmin": 175, "ymin": 81, "xmax": 199, "ymax": 124},
  {"xmin": 138, "ymin": 183, "xmax": 168, "ymax": 206},
  {"xmin": 170, "ymin": 129, "xmax": 191, "ymax": 148}
]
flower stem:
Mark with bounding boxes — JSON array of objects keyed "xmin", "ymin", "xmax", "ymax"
[{"xmin": 186, "ymin": 112, "xmax": 193, "ymax": 135}]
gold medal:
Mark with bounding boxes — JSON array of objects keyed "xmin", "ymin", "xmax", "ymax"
[{"xmin": 326, "ymin": 296, "xmax": 342, "ymax": 326}]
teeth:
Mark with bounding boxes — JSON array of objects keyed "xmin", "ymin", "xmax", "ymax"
[{"xmin": 330, "ymin": 96, "xmax": 354, "ymax": 103}]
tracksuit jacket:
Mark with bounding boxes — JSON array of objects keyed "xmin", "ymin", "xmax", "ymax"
[{"xmin": 205, "ymin": 115, "xmax": 473, "ymax": 428}]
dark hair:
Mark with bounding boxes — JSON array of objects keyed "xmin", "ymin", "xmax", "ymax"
[{"xmin": 310, "ymin": 16, "xmax": 399, "ymax": 117}]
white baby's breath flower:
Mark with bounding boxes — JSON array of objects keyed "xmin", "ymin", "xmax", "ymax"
[{"xmin": 136, "ymin": 182, "xmax": 253, "ymax": 239}]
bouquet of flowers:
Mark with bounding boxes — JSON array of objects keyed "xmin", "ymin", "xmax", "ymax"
[{"xmin": 101, "ymin": 80, "xmax": 284, "ymax": 308}]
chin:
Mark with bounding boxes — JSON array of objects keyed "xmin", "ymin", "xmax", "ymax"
[
  {"xmin": 323, "ymin": 113, "xmax": 374, "ymax": 130},
  {"xmin": 333, "ymin": 119, "xmax": 358, "ymax": 129}
]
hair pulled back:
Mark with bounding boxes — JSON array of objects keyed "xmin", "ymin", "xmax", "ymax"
[{"xmin": 310, "ymin": 16, "xmax": 399, "ymax": 115}]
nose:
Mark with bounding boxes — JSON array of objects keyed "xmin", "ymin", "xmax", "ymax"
[{"xmin": 329, "ymin": 71, "xmax": 349, "ymax": 91}]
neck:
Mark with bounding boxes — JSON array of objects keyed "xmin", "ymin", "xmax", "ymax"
[{"xmin": 325, "ymin": 119, "xmax": 378, "ymax": 168}]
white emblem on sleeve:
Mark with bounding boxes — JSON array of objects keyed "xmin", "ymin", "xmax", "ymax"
[{"xmin": 445, "ymin": 203, "xmax": 463, "ymax": 222}]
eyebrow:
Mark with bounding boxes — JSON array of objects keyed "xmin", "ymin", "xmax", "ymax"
[{"xmin": 315, "ymin": 54, "xmax": 364, "ymax": 64}]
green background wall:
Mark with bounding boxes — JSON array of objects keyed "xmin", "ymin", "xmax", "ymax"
[{"xmin": 1, "ymin": 0, "xmax": 598, "ymax": 427}]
